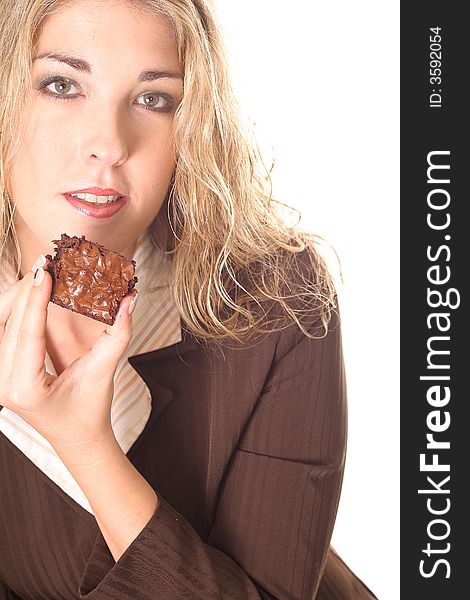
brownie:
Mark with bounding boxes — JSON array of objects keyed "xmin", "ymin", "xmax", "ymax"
[{"xmin": 44, "ymin": 233, "xmax": 138, "ymax": 325}]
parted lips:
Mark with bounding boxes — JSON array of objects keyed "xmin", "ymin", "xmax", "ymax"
[{"xmin": 44, "ymin": 234, "xmax": 138, "ymax": 325}]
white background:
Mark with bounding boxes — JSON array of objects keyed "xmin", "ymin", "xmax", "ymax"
[{"xmin": 214, "ymin": 2, "xmax": 399, "ymax": 599}]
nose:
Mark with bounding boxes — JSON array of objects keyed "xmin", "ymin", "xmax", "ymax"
[{"xmin": 79, "ymin": 103, "xmax": 129, "ymax": 167}]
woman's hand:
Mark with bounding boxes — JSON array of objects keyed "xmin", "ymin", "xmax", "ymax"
[{"xmin": 0, "ymin": 263, "xmax": 137, "ymax": 453}]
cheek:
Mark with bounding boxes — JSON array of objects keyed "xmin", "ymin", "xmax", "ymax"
[
  {"xmin": 11, "ymin": 116, "xmax": 66, "ymax": 196},
  {"xmin": 32, "ymin": 115, "xmax": 69, "ymax": 164},
  {"xmin": 138, "ymin": 130, "xmax": 176, "ymax": 185}
]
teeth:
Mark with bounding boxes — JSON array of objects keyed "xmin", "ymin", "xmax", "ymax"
[{"xmin": 69, "ymin": 193, "xmax": 121, "ymax": 204}]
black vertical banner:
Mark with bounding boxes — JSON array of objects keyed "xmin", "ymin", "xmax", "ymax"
[{"xmin": 401, "ymin": 3, "xmax": 468, "ymax": 598}]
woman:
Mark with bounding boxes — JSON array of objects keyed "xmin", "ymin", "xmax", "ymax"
[{"xmin": 0, "ymin": 0, "xmax": 377, "ymax": 598}]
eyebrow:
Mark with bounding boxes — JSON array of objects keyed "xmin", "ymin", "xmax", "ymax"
[{"xmin": 33, "ymin": 51, "xmax": 183, "ymax": 82}]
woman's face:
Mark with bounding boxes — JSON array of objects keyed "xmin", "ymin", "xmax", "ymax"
[{"xmin": 10, "ymin": 0, "xmax": 183, "ymax": 270}]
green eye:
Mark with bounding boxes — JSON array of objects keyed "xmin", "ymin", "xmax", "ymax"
[
  {"xmin": 37, "ymin": 76, "xmax": 80, "ymax": 98},
  {"xmin": 36, "ymin": 75, "xmax": 176, "ymax": 113},
  {"xmin": 136, "ymin": 92, "xmax": 174, "ymax": 113},
  {"xmin": 51, "ymin": 80, "xmax": 74, "ymax": 94}
]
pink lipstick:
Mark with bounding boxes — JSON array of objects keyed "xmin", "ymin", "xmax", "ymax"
[{"xmin": 63, "ymin": 187, "xmax": 129, "ymax": 219}]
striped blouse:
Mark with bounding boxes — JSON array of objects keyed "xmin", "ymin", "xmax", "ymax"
[{"xmin": 0, "ymin": 230, "xmax": 182, "ymax": 514}]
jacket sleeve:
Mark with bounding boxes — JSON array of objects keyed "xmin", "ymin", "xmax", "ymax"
[
  {"xmin": 79, "ymin": 309, "xmax": 347, "ymax": 600},
  {"xmin": 0, "ymin": 580, "xmax": 22, "ymax": 600}
]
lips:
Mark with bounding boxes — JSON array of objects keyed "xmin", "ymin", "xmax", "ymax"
[
  {"xmin": 65, "ymin": 187, "xmax": 127, "ymax": 197},
  {"xmin": 63, "ymin": 193, "xmax": 128, "ymax": 219}
]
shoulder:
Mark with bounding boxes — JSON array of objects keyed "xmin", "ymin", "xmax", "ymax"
[
  {"xmin": 266, "ymin": 244, "xmax": 339, "ymax": 336},
  {"xmin": 210, "ymin": 243, "xmax": 340, "ymax": 353}
]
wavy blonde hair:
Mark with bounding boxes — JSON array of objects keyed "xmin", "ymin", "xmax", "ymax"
[{"xmin": 0, "ymin": 0, "xmax": 338, "ymax": 342}]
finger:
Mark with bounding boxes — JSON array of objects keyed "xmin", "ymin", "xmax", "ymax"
[
  {"xmin": 86, "ymin": 292, "xmax": 137, "ymax": 372},
  {"xmin": 13, "ymin": 267, "xmax": 52, "ymax": 384},
  {"xmin": 30, "ymin": 253, "xmax": 47, "ymax": 273},
  {"xmin": 0, "ymin": 272, "xmax": 36, "ymax": 375},
  {"xmin": 0, "ymin": 280, "xmax": 25, "ymax": 341}
]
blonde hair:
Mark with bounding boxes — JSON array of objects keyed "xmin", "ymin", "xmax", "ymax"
[{"xmin": 0, "ymin": 0, "xmax": 338, "ymax": 342}]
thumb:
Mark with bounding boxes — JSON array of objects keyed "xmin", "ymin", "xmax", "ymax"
[{"xmin": 88, "ymin": 292, "xmax": 137, "ymax": 370}]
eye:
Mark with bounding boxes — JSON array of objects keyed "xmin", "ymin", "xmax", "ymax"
[
  {"xmin": 36, "ymin": 76, "xmax": 176, "ymax": 113},
  {"xmin": 37, "ymin": 76, "xmax": 80, "ymax": 99},
  {"xmin": 135, "ymin": 91, "xmax": 174, "ymax": 113}
]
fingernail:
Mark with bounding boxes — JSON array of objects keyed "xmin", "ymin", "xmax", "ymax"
[
  {"xmin": 128, "ymin": 295, "xmax": 138, "ymax": 316},
  {"xmin": 33, "ymin": 267, "xmax": 45, "ymax": 287},
  {"xmin": 31, "ymin": 254, "xmax": 46, "ymax": 272}
]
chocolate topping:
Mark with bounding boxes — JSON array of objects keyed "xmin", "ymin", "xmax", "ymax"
[{"xmin": 45, "ymin": 234, "xmax": 138, "ymax": 325}]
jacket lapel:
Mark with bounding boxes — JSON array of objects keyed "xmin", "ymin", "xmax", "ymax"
[
  {"xmin": 127, "ymin": 322, "xmax": 203, "ymax": 426},
  {"xmin": 131, "ymin": 322, "xmax": 203, "ymax": 362}
]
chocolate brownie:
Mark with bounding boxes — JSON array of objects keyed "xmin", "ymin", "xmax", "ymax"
[{"xmin": 44, "ymin": 234, "xmax": 138, "ymax": 325}]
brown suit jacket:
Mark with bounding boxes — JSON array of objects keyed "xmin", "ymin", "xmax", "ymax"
[{"xmin": 0, "ymin": 286, "xmax": 377, "ymax": 598}]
